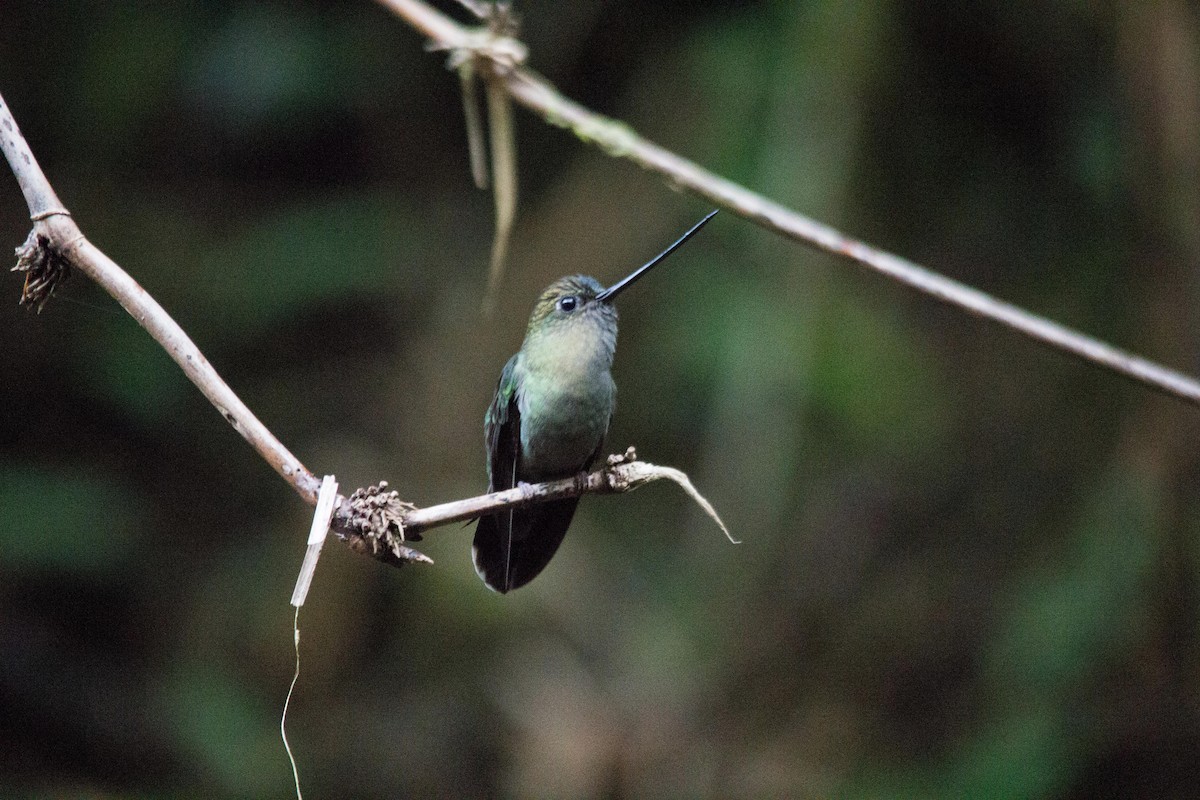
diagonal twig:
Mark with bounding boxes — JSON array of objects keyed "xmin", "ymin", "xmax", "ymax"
[
  {"xmin": 0, "ymin": 91, "xmax": 432, "ymax": 567},
  {"xmin": 0, "ymin": 92, "xmax": 321, "ymax": 500}
]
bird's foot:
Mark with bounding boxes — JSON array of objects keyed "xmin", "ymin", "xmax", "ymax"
[
  {"xmin": 606, "ymin": 446, "xmax": 638, "ymax": 467},
  {"xmin": 602, "ymin": 446, "xmax": 639, "ymax": 491}
]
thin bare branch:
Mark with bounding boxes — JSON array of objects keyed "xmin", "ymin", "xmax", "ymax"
[
  {"xmin": 375, "ymin": 0, "xmax": 1200, "ymax": 408},
  {"xmin": 400, "ymin": 451, "xmax": 733, "ymax": 541}
]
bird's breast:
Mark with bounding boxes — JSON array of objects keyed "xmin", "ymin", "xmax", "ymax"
[{"xmin": 517, "ymin": 366, "xmax": 615, "ymax": 479}]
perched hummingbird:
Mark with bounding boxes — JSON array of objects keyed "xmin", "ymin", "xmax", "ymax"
[{"xmin": 473, "ymin": 210, "xmax": 718, "ymax": 593}]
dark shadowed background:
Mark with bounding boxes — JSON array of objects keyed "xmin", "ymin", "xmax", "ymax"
[{"xmin": 2, "ymin": 1, "xmax": 1199, "ymax": 797}]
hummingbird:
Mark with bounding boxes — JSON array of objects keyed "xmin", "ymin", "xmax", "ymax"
[{"xmin": 473, "ymin": 210, "xmax": 719, "ymax": 592}]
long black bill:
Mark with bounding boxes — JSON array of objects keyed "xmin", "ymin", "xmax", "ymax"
[{"xmin": 596, "ymin": 209, "xmax": 718, "ymax": 303}]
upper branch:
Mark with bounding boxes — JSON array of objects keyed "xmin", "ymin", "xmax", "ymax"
[{"xmin": 376, "ymin": 0, "xmax": 1200, "ymax": 408}]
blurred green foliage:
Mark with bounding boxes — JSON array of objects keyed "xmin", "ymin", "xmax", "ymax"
[{"xmin": 2, "ymin": 1, "xmax": 1199, "ymax": 797}]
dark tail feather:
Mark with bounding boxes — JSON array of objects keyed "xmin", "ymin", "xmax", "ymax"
[{"xmin": 472, "ymin": 498, "xmax": 580, "ymax": 592}]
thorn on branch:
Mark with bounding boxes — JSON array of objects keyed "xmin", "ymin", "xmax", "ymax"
[
  {"xmin": 13, "ymin": 228, "xmax": 71, "ymax": 312},
  {"xmin": 335, "ymin": 481, "xmax": 432, "ymax": 568}
]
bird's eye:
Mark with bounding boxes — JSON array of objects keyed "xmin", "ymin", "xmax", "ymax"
[{"xmin": 558, "ymin": 295, "xmax": 579, "ymax": 313}]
